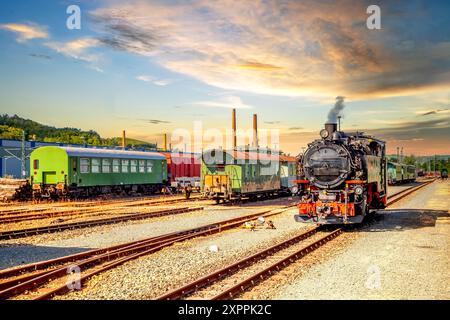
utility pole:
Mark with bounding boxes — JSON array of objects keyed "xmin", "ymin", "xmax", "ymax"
[
  {"xmin": 21, "ymin": 130, "xmax": 26, "ymax": 179},
  {"xmin": 434, "ymin": 154, "xmax": 437, "ymax": 175}
]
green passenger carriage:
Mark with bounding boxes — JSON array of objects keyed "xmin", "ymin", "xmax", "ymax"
[
  {"xmin": 201, "ymin": 149, "xmax": 298, "ymax": 203},
  {"xmin": 387, "ymin": 161, "xmax": 416, "ymax": 185},
  {"xmin": 30, "ymin": 146, "xmax": 167, "ymax": 199}
]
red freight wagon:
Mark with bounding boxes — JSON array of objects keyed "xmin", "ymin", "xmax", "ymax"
[{"xmin": 161, "ymin": 152, "xmax": 201, "ymax": 192}]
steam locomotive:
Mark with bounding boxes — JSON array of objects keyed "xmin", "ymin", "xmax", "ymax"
[{"xmin": 294, "ymin": 123, "xmax": 387, "ymax": 224}]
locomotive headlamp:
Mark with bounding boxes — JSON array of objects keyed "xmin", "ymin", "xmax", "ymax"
[
  {"xmin": 354, "ymin": 186, "xmax": 363, "ymax": 195},
  {"xmin": 320, "ymin": 129, "xmax": 329, "ymax": 139},
  {"xmin": 290, "ymin": 186, "xmax": 299, "ymax": 194}
]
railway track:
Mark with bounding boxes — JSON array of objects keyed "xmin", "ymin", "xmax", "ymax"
[
  {"xmin": 0, "ymin": 194, "xmax": 203, "ymax": 216},
  {"xmin": 158, "ymin": 226, "xmax": 341, "ymax": 300},
  {"xmin": 0, "ymin": 195, "xmax": 205, "ymax": 224},
  {"xmin": 0, "ymin": 180, "xmax": 434, "ymax": 300},
  {"xmin": 0, "ymin": 206, "xmax": 203, "ymax": 240},
  {"xmin": 0, "ymin": 205, "xmax": 294, "ymax": 300},
  {"xmin": 158, "ymin": 180, "xmax": 435, "ymax": 300}
]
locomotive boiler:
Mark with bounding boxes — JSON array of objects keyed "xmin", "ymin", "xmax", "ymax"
[{"xmin": 295, "ymin": 123, "xmax": 387, "ymax": 224}]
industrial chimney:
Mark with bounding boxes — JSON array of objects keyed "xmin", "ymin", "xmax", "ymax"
[
  {"xmin": 232, "ymin": 108, "xmax": 237, "ymax": 150},
  {"xmin": 252, "ymin": 114, "xmax": 258, "ymax": 148},
  {"xmin": 122, "ymin": 130, "xmax": 126, "ymax": 149},
  {"xmin": 164, "ymin": 133, "xmax": 167, "ymax": 151}
]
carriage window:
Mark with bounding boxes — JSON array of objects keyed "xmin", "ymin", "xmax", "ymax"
[
  {"xmin": 91, "ymin": 158, "xmax": 100, "ymax": 173},
  {"xmin": 80, "ymin": 158, "xmax": 90, "ymax": 173},
  {"xmin": 33, "ymin": 159, "xmax": 39, "ymax": 170},
  {"xmin": 146, "ymin": 160, "xmax": 153, "ymax": 173},
  {"xmin": 122, "ymin": 159, "xmax": 129, "ymax": 173},
  {"xmin": 130, "ymin": 160, "xmax": 137, "ymax": 173},
  {"xmin": 102, "ymin": 159, "xmax": 111, "ymax": 173},
  {"xmin": 112, "ymin": 159, "xmax": 120, "ymax": 173},
  {"xmin": 139, "ymin": 160, "xmax": 146, "ymax": 173}
]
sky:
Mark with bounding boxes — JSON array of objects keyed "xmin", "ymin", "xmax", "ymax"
[{"xmin": 0, "ymin": 0, "xmax": 449, "ymax": 156}]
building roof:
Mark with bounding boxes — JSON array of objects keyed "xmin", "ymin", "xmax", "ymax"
[{"xmin": 60, "ymin": 147, "xmax": 166, "ymax": 160}]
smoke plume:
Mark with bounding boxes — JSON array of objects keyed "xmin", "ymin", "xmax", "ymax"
[{"xmin": 327, "ymin": 96, "xmax": 345, "ymax": 123}]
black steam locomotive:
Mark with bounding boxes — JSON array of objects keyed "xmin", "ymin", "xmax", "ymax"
[{"xmin": 295, "ymin": 123, "xmax": 387, "ymax": 224}]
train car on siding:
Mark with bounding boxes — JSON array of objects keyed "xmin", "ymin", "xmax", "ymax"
[
  {"xmin": 30, "ymin": 146, "xmax": 167, "ymax": 199},
  {"xmin": 161, "ymin": 152, "xmax": 201, "ymax": 192},
  {"xmin": 201, "ymin": 148, "xmax": 298, "ymax": 203}
]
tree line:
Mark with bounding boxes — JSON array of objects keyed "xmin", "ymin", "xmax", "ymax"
[{"xmin": 0, "ymin": 114, "xmax": 156, "ymax": 149}]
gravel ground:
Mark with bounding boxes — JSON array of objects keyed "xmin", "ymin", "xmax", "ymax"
[
  {"xmin": 57, "ymin": 206, "xmax": 309, "ymax": 300},
  {"xmin": 269, "ymin": 180, "xmax": 450, "ymax": 300},
  {"xmin": 0, "ymin": 197, "xmax": 296, "ymax": 270}
]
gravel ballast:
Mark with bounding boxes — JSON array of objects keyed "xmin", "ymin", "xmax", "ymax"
[
  {"xmin": 0, "ymin": 198, "xmax": 295, "ymax": 270},
  {"xmin": 57, "ymin": 206, "xmax": 309, "ymax": 300},
  {"xmin": 269, "ymin": 180, "xmax": 450, "ymax": 300}
]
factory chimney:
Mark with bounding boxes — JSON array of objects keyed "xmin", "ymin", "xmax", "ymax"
[
  {"xmin": 164, "ymin": 133, "xmax": 167, "ymax": 151},
  {"xmin": 232, "ymin": 108, "xmax": 237, "ymax": 150},
  {"xmin": 122, "ymin": 130, "xmax": 126, "ymax": 149},
  {"xmin": 252, "ymin": 114, "xmax": 258, "ymax": 148}
]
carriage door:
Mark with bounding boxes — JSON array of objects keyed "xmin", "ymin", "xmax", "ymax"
[
  {"xmin": 42, "ymin": 171, "xmax": 57, "ymax": 185},
  {"xmin": 72, "ymin": 158, "xmax": 78, "ymax": 185}
]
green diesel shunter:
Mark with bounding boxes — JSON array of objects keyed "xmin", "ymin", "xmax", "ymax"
[
  {"xmin": 201, "ymin": 148, "xmax": 298, "ymax": 203},
  {"xmin": 30, "ymin": 146, "xmax": 167, "ymax": 199}
]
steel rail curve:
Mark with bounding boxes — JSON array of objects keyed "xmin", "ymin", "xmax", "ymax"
[
  {"xmin": 0, "ymin": 205, "xmax": 295, "ymax": 300},
  {"xmin": 0, "ymin": 206, "xmax": 203, "ymax": 240},
  {"xmin": 158, "ymin": 180, "xmax": 435, "ymax": 300}
]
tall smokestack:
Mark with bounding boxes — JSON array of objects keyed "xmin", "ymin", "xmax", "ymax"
[
  {"xmin": 252, "ymin": 114, "xmax": 258, "ymax": 148},
  {"xmin": 324, "ymin": 123, "xmax": 337, "ymax": 138},
  {"xmin": 122, "ymin": 130, "xmax": 126, "ymax": 149},
  {"xmin": 164, "ymin": 133, "xmax": 167, "ymax": 151},
  {"xmin": 232, "ymin": 108, "xmax": 237, "ymax": 150}
]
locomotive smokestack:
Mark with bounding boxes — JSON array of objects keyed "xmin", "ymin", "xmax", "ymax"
[
  {"xmin": 325, "ymin": 123, "xmax": 337, "ymax": 138},
  {"xmin": 232, "ymin": 108, "xmax": 237, "ymax": 150},
  {"xmin": 252, "ymin": 113, "xmax": 258, "ymax": 148}
]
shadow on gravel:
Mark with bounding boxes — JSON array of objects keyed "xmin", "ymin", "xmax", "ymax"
[
  {"xmin": 0, "ymin": 245, "xmax": 92, "ymax": 270},
  {"xmin": 358, "ymin": 209, "xmax": 450, "ymax": 232}
]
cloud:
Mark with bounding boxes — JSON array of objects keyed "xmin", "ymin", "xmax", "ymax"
[
  {"xmin": 288, "ymin": 127, "xmax": 303, "ymax": 130},
  {"xmin": 193, "ymin": 95, "xmax": 252, "ymax": 109},
  {"xmin": 89, "ymin": 0, "xmax": 450, "ymax": 98},
  {"xmin": 29, "ymin": 53, "xmax": 52, "ymax": 60},
  {"xmin": 136, "ymin": 75, "xmax": 173, "ymax": 86},
  {"xmin": 416, "ymin": 108, "xmax": 450, "ymax": 116},
  {"xmin": 0, "ymin": 22, "xmax": 48, "ymax": 42},
  {"xmin": 140, "ymin": 119, "xmax": 171, "ymax": 124},
  {"xmin": 235, "ymin": 61, "xmax": 283, "ymax": 71},
  {"xmin": 45, "ymin": 38, "xmax": 100, "ymax": 63},
  {"xmin": 264, "ymin": 121, "xmax": 281, "ymax": 125}
]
